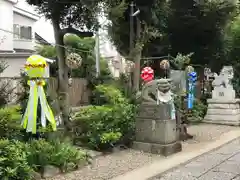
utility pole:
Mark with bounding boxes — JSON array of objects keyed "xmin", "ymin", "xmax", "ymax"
[
  {"xmin": 133, "ymin": 17, "xmax": 141, "ymax": 92},
  {"xmin": 129, "ymin": 1, "xmax": 134, "ymax": 56},
  {"xmin": 129, "ymin": 2, "xmax": 141, "ymax": 92},
  {"xmin": 95, "ymin": 30, "xmax": 100, "ymax": 77}
]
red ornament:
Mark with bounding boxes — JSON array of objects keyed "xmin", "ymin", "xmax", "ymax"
[{"xmin": 141, "ymin": 67, "xmax": 154, "ymax": 82}]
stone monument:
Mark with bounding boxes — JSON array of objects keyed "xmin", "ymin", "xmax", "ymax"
[
  {"xmin": 133, "ymin": 79, "xmax": 182, "ymax": 156},
  {"xmin": 204, "ymin": 66, "xmax": 240, "ymax": 125},
  {"xmin": 170, "ymin": 70, "xmax": 186, "ymax": 94},
  {"xmin": 170, "ymin": 70, "xmax": 193, "ymax": 140}
]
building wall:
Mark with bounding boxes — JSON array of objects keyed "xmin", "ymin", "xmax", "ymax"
[
  {"xmin": 0, "ymin": 56, "xmax": 26, "ymax": 77},
  {"xmin": 13, "ymin": 12, "xmax": 36, "ymax": 50},
  {"xmin": 0, "ymin": 0, "xmax": 38, "ymax": 52},
  {"xmin": 0, "ymin": 0, "xmax": 14, "ymax": 51},
  {"xmin": 0, "ymin": 56, "xmax": 50, "ymax": 78}
]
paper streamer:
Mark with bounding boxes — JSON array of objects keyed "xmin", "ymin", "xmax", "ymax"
[
  {"xmin": 21, "ymin": 55, "xmax": 56, "ymax": 134},
  {"xmin": 187, "ymin": 71, "xmax": 197, "ymax": 109}
]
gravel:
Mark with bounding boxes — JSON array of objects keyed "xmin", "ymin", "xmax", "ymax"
[
  {"xmin": 49, "ymin": 150, "xmax": 163, "ymax": 180},
  {"xmin": 49, "ymin": 124, "xmax": 238, "ymax": 180}
]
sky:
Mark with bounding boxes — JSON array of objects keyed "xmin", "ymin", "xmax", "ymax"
[{"xmin": 34, "ymin": 17, "xmax": 55, "ymax": 43}]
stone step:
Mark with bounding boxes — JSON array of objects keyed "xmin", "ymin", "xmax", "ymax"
[
  {"xmin": 206, "ymin": 109, "xmax": 240, "ymax": 115},
  {"xmin": 204, "ymin": 114, "xmax": 240, "ymax": 122},
  {"xmin": 208, "ymin": 103, "xmax": 240, "ymax": 109}
]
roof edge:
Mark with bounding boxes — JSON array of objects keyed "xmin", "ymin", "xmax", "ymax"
[
  {"xmin": 0, "ymin": 52, "xmax": 32, "ymax": 58},
  {"xmin": 13, "ymin": 7, "xmax": 40, "ymax": 21}
]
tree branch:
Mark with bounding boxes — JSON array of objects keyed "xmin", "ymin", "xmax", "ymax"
[{"xmin": 60, "ymin": 27, "xmax": 93, "ymax": 38}]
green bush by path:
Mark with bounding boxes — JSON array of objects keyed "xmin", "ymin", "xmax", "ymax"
[
  {"xmin": 0, "ymin": 139, "xmax": 33, "ymax": 180},
  {"xmin": 26, "ymin": 139, "xmax": 87, "ymax": 173},
  {"xmin": 72, "ymin": 85, "xmax": 136, "ymax": 151},
  {"xmin": 0, "ymin": 105, "xmax": 22, "ymax": 139},
  {"xmin": 189, "ymin": 99, "xmax": 207, "ymax": 123},
  {"xmin": 0, "ymin": 138, "xmax": 88, "ymax": 179}
]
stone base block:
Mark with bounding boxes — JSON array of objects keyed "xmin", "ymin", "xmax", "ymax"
[
  {"xmin": 132, "ymin": 141, "xmax": 182, "ymax": 156},
  {"xmin": 203, "ymin": 99, "xmax": 240, "ymax": 126},
  {"xmin": 203, "ymin": 119, "xmax": 240, "ymax": 126},
  {"xmin": 212, "ymin": 88, "xmax": 235, "ymax": 100}
]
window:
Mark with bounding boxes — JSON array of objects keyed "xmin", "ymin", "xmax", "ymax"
[
  {"xmin": 13, "ymin": 24, "xmax": 32, "ymax": 40},
  {"xmin": 13, "ymin": 24, "xmax": 19, "ymax": 39}
]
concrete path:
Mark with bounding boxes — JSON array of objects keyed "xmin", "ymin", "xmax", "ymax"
[
  {"xmin": 151, "ymin": 138, "xmax": 240, "ymax": 180},
  {"xmin": 112, "ymin": 129, "xmax": 240, "ymax": 180}
]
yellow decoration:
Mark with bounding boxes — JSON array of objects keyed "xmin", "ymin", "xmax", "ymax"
[
  {"xmin": 160, "ymin": 59, "xmax": 170, "ymax": 70},
  {"xmin": 186, "ymin": 65, "xmax": 194, "ymax": 73},
  {"xmin": 25, "ymin": 55, "xmax": 47, "ymax": 78},
  {"xmin": 21, "ymin": 55, "xmax": 56, "ymax": 134}
]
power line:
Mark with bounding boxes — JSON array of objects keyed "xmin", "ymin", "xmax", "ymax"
[
  {"xmin": 0, "ymin": 27, "xmax": 176, "ymax": 61},
  {"xmin": 0, "ymin": 27, "xmax": 92, "ymax": 54}
]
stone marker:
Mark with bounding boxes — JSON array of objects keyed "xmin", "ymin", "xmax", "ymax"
[
  {"xmin": 170, "ymin": 70, "xmax": 193, "ymax": 141},
  {"xmin": 204, "ymin": 66, "xmax": 240, "ymax": 126},
  {"xmin": 170, "ymin": 70, "xmax": 186, "ymax": 94},
  {"xmin": 134, "ymin": 79, "xmax": 182, "ymax": 156}
]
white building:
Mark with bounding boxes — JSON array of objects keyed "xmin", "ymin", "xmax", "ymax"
[
  {"xmin": 98, "ymin": 14, "xmax": 127, "ymax": 77},
  {"xmin": 0, "ymin": 0, "xmax": 39, "ymax": 77},
  {"xmin": 0, "ymin": 0, "xmax": 128, "ymax": 78}
]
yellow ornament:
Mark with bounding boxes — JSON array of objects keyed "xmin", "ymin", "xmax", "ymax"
[
  {"xmin": 186, "ymin": 65, "xmax": 194, "ymax": 73},
  {"xmin": 160, "ymin": 59, "xmax": 170, "ymax": 70},
  {"xmin": 21, "ymin": 54, "xmax": 56, "ymax": 134},
  {"xmin": 25, "ymin": 55, "xmax": 47, "ymax": 78}
]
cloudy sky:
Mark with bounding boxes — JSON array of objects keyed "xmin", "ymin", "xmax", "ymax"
[{"xmin": 34, "ymin": 17, "xmax": 55, "ymax": 43}]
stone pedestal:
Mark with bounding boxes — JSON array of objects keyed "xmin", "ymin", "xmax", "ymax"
[
  {"xmin": 212, "ymin": 87, "xmax": 235, "ymax": 100},
  {"xmin": 133, "ymin": 103, "xmax": 182, "ymax": 156},
  {"xmin": 203, "ymin": 99, "xmax": 240, "ymax": 126},
  {"xmin": 204, "ymin": 78, "xmax": 240, "ymax": 126}
]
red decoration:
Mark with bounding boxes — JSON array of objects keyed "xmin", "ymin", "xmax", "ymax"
[{"xmin": 141, "ymin": 67, "xmax": 154, "ymax": 82}]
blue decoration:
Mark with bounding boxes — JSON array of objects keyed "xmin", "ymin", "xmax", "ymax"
[{"xmin": 187, "ymin": 71, "xmax": 197, "ymax": 109}]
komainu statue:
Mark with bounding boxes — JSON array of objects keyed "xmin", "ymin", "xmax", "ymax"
[
  {"xmin": 212, "ymin": 66, "xmax": 234, "ymax": 89},
  {"xmin": 137, "ymin": 79, "xmax": 173, "ymax": 104},
  {"xmin": 134, "ymin": 78, "xmax": 182, "ymax": 155}
]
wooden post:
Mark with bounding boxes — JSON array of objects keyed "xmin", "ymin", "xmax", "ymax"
[{"xmin": 178, "ymin": 95, "xmax": 193, "ymax": 141}]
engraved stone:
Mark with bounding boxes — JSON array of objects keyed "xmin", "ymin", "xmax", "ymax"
[{"xmin": 170, "ymin": 70, "xmax": 186, "ymax": 94}]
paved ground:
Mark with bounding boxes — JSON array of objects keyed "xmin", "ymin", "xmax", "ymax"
[
  {"xmin": 151, "ymin": 138, "xmax": 240, "ymax": 180},
  {"xmin": 49, "ymin": 124, "xmax": 238, "ymax": 180}
]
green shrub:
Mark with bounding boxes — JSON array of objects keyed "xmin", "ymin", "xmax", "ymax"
[
  {"xmin": 73, "ymin": 85, "xmax": 136, "ymax": 150},
  {"xmin": 112, "ymin": 73, "xmax": 137, "ymax": 104},
  {"xmin": 26, "ymin": 139, "xmax": 54, "ymax": 171},
  {"xmin": 26, "ymin": 139, "xmax": 87, "ymax": 172},
  {"xmin": 174, "ymin": 96, "xmax": 207, "ymax": 123},
  {"xmin": 0, "ymin": 106, "xmax": 22, "ymax": 139},
  {"xmin": 0, "ymin": 138, "xmax": 86, "ymax": 179},
  {"xmin": 49, "ymin": 141, "xmax": 87, "ymax": 172},
  {"xmin": 0, "ymin": 139, "xmax": 33, "ymax": 180},
  {"xmin": 188, "ymin": 99, "xmax": 207, "ymax": 122},
  {"xmin": 91, "ymin": 84, "xmax": 127, "ymax": 105}
]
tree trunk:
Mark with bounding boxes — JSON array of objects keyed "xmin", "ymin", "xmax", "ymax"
[
  {"xmin": 132, "ymin": 18, "xmax": 141, "ymax": 92},
  {"xmin": 133, "ymin": 49, "xmax": 141, "ymax": 92},
  {"xmin": 52, "ymin": 19, "xmax": 71, "ymax": 133}
]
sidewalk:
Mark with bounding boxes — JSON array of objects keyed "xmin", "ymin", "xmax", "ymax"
[
  {"xmin": 111, "ymin": 128, "xmax": 240, "ymax": 180},
  {"xmin": 49, "ymin": 125, "xmax": 240, "ymax": 180},
  {"xmin": 151, "ymin": 138, "xmax": 240, "ymax": 180}
]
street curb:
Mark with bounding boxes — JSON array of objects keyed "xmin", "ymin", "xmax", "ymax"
[{"xmin": 111, "ymin": 129, "xmax": 240, "ymax": 180}]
